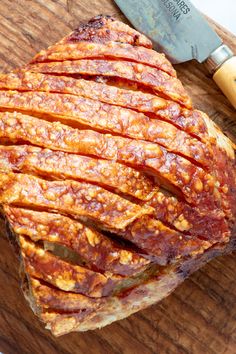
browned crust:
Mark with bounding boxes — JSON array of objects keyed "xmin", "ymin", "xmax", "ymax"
[
  {"xmin": 122, "ymin": 215, "xmax": 212, "ymax": 264},
  {"xmin": 29, "ymin": 277, "xmax": 104, "ymax": 312},
  {"xmin": 0, "ymin": 172, "xmax": 153, "ymax": 230},
  {"xmin": 62, "ymin": 15, "xmax": 153, "ymax": 49},
  {"xmin": 0, "ymin": 89, "xmax": 207, "ymax": 165},
  {"xmin": 0, "ymin": 112, "xmax": 220, "ymax": 206},
  {"xmin": 27, "ymin": 59, "xmax": 191, "ymax": 107},
  {"xmin": 31, "ymin": 41, "xmax": 175, "ymax": 77},
  {"xmin": 5, "ymin": 72, "xmax": 232, "ymax": 165},
  {"xmin": 19, "ymin": 236, "xmax": 118, "ymax": 297},
  {"xmin": 5, "ymin": 203, "xmax": 211, "ymax": 266},
  {"xmin": 47, "ymin": 238, "xmax": 236, "ymax": 336},
  {"xmin": 0, "ymin": 145, "xmax": 156, "ymax": 201},
  {"xmin": 214, "ymin": 146, "xmax": 236, "ymax": 222},
  {"xmin": 3, "ymin": 172, "xmax": 215, "ymax": 264},
  {"xmin": 0, "ymin": 72, "xmax": 206, "ymax": 139},
  {"xmin": 5, "ymin": 206, "xmax": 150, "ymax": 276},
  {"xmin": 147, "ymin": 191, "xmax": 229, "ymax": 241},
  {"xmin": 29, "ymin": 234, "xmax": 236, "ymax": 336},
  {"xmin": 18, "ymin": 232, "xmax": 236, "ymax": 336},
  {"xmin": 4, "ymin": 71, "xmax": 233, "ymax": 162}
]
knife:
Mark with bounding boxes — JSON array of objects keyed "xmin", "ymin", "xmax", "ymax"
[{"xmin": 114, "ymin": 0, "xmax": 236, "ymax": 109}]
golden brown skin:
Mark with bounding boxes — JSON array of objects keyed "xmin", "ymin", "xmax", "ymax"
[
  {"xmin": 0, "ymin": 172, "xmax": 153, "ymax": 230},
  {"xmin": 31, "ymin": 41, "xmax": 176, "ymax": 76},
  {"xmin": 3, "ymin": 71, "xmax": 233, "ymax": 175},
  {"xmin": 19, "ymin": 236, "xmax": 118, "ymax": 297},
  {"xmin": 0, "ymin": 88, "xmax": 207, "ymax": 165},
  {"xmin": 0, "ymin": 145, "xmax": 155, "ymax": 201},
  {"xmin": 122, "ymin": 215, "xmax": 212, "ymax": 264},
  {"xmin": 147, "ymin": 191, "xmax": 229, "ymax": 241},
  {"xmin": 5, "ymin": 206, "xmax": 150, "ymax": 276},
  {"xmin": 28, "ymin": 59, "xmax": 191, "ymax": 107},
  {"xmin": 0, "ymin": 112, "xmax": 220, "ymax": 207},
  {"xmin": 2, "ymin": 171, "xmax": 214, "ymax": 262},
  {"xmin": 62, "ymin": 15, "xmax": 153, "ymax": 49},
  {"xmin": 4, "ymin": 203, "xmax": 211, "ymax": 265},
  {"xmin": 29, "ymin": 278, "xmax": 104, "ymax": 312},
  {"xmin": 19, "ymin": 235, "xmax": 158, "ymax": 302},
  {"xmin": 0, "ymin": 71, "xmax": 206, "ymax": 138}
]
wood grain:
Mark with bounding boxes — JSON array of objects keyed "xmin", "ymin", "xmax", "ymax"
[{"xmin": 0, "ymin": 1, "xmax": 235, "ymax": 353}]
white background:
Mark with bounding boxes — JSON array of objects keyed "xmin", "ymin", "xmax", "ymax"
[{"xmin": 192, "ymin": 0, "xmax": 236, "ymax": 35}]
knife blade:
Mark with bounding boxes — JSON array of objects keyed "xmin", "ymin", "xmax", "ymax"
[
  {"xmin": 114, "ymin": 0, "xmax": 222, "ymax": 63},
  {"xmin": 114, "ymin": 0, "xmax": 236, "ymax": 109}
]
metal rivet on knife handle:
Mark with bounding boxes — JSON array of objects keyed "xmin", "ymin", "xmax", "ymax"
[{"xmin": 205, "ymin": 44, "xmax": 233, "ymax": 74}]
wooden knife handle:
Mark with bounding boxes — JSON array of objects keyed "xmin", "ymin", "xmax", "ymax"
[{"xmin": 213, "ymin": 56, "xmax": 236, "ymax": 109}]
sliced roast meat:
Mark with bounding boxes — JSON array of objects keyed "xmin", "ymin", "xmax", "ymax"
[
  {"xmin": 0, "ymin": 172, "xmax": 153, "ymax": 230},
  {"xmin": 27, "ymin": 277, "xmax": 104, "ymax": 312},
  {"xmin": 31, "ymin": 41, "xmax": 175, "ymax": 76},
  {"xmin": 19, "ymin": 235, "xmax": 118, "ymax": 297},
  {"xmin": 28, "ymin": 59, "xmax": 191, "ymax": 107},
  {"xmin": 5, "ymin": 206, "xmax": 150, "ymax": 276},
  {"xmin": 0, "ymin": 145, "xmax": 155, "ymax": 201},
  {"xmin": 0, "ymin": 89, "xmax": 208, "ymax": 165},
  {"xmin": 0, "ymin": 112, "xmax": 221, "ymax": 207}
]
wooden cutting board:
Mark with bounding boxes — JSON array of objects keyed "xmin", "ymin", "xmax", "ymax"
[{"xmin": 0, "ymin": 1, "xmax": 235, "ymax": 353}]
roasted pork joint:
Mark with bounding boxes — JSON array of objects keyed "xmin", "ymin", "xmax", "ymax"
[{"xmin": 0, "ymin": 15, "xmax": 235, "ymax": 336}]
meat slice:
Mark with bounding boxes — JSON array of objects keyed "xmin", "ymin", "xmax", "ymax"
[
  {"xmin": 18, "ymin": 235, "xmax": 117, "ymax": 297},
  {"xmin": 0, "ymin": 89, "xmax": 207, "ymax": 165},
  {"xmin": 1, "ymin": 172, "xmax": 219, "ymax": 264},
  {"xmin": 1, "ymin": 71, "xmax": 231, "ymax": 151},
  {"xmin": 24, "ymin": 236, "xmax": 236, "ymax": 337},
  {"xmin": 122, "ymin": 215, "xmax": 213, "ymax": 264},
  {"xmin": 5, "ymin": 203, "xmax": 209, "ymax": 266},
  {"xmin": 3, "ymin": 172, "xmax": 213, "ymax": 263},
  {"xmin": 147, "ymin": 191, "xmax": 229, "ymax": 241},
  {"xmin": 3, "ymin": 72, "xmax": 234, "ymax": 158},
  {"xmin": 18, "ymin": 234, "xmax": 158, "ymax": 299},
  {"xmin": 0, "ymin": 72, "xmax": 204, "ymax": 138},
  {"xmin": 0, "ymin": 172, "xmax": 152, "ymax": 230},
  {"xmin": 0, "ymin": 70, "xmax": 169, "ymax": 110},
  {"xmin": 28, "ymin": 59, "xmax": 191, "ymax": 107},
  {"xmin": 0, "ymin": 145, "xmax": 155, "ymax": 201},
  {"xmin": 5, "ymin": 206, "xmax": 150, "ymax": 276},
  {"xmin": 27, "ymin": 277, "xmax": 104, "ymax": 312},
  {"xmin": 63, "ymin": 15, "xmax": 153, "ymax": 48},
  {"xmin": 0, "ymin": 112, "xmax": 220, "ymax": 207},
  {"xmin": 31, "ymin": 41, "xmax": 176, "ymax": 77}
]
